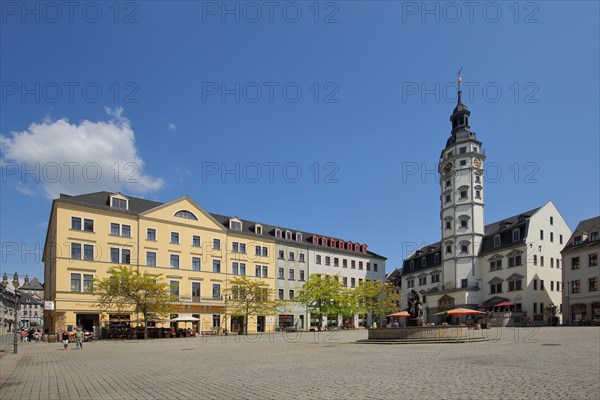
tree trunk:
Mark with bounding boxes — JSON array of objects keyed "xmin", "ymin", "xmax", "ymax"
[{"xmin": 318, "ymin": 312, "xmax": 322, "ymax": 331}]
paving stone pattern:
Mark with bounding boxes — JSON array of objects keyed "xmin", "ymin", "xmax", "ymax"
[{"xmin": 1, "ymin": 327, "xmax": 598, "ymax": 400}]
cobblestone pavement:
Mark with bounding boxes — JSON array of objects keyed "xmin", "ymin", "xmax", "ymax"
[{"xmin": 1, "ymin": 327, "xmax": 598, "ymax": 400}]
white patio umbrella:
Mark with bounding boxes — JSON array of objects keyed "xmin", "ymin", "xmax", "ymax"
[{"xmin": 170, "ymin": 316, "xmax": 200, "ymax": 322}]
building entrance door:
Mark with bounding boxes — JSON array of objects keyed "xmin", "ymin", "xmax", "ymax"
[
  {"xmin": 75, "ymin": 313, "xmax": 99, "ymax": 332},
  {"xmin": 257, "ymin": 316, "xmax": 265, "ymax": 332}
]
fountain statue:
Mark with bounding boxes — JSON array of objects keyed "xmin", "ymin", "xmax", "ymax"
[{"xmin": 407, "ymin": 289, "xmax": 424, "ymax": 326}]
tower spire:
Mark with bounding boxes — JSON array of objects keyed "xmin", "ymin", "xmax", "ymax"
[{"xmin": 450, "ymin": 67, "xmax": 470, "ymax": 133}]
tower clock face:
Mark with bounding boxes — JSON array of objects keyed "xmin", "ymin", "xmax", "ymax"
[
  {"xmin": 443, "ymin": 162, "xmax": 453, "ymax": 174},
  {"xmin": 474, "ymin": 158, "xmax": 482, "ymax": 168}
]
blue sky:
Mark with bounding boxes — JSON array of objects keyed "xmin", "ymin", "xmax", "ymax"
[{"xmin": 1, "ymin": 1, "xmax": 599, "ymax": 280}]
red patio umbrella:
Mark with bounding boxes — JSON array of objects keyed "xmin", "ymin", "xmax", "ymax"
[
  {"xmin": 436, "ymin": 308, "xmax": 486, "ymax": 316},
  {"xmin": 494, "ymin": 301, "xmax": 514, "ymax": 307},
  {"xmin": 386, "ymin": 311, "xmax": 411, "ymax": 317}
]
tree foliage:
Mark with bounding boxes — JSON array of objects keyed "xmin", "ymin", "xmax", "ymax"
[
  {"xmin": 355, "ymin": 280, "xmax": 400, "ymax": 323},
  {"xmin": 93, "ymin": 266, "xmax": 172, "ymax": 339},
  {"xmin": 295, "ymin": 274, "xmax": 344, "ymax": 331},
  {"xmin": 224, "ymin": 276, "xmax": 282, "ymax": 335}
]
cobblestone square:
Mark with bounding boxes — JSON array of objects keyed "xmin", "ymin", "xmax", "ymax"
[{"xmin": 1, "ymin": 327, "xmax": 599, "ymax": 400}]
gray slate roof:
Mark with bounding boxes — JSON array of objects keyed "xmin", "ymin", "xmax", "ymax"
[
  {"xmin": 19, "ymin": 278, "xmax": 44, "ymax": 291},
  {"xmin": 402, "ymin": 207, "xmax": 541, "ymax": 276},
  {"xmin": 57, "ymin": 192, "xmax": 386, "ymax": 259},
  {"xmin": 561, "ymin": 216, "xmax": 600, "ymax": 253}
]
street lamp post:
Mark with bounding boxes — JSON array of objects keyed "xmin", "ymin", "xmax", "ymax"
[{"xmin": 13, "ymin": 292, "xmax": 20, "ymax": 354}]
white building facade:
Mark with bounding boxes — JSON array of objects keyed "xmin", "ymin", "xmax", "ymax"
[
  {"xmin": 309, "ymin": 239, "xmax": 386, "ymax": 328},
  {"xmin": 275, "ymin": 240, "xmax": 309, "ymax": 330},
  {"xmin": 401, "ymin": 84, "xmax": 571, "ymax": 325},
  {"xmin": 561, "ymin": 217, "xmax": 600, "ymax": 323}
]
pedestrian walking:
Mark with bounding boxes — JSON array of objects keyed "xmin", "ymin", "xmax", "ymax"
[
  {"xmin": 75, "ymin": 328, "xmax": 84, "ymax": 349},
  {"xmin": 20, "ymin": 329, "xmax": 26, "ymax": 342},
  {"xmin": 62, "ymin": 331, "xmax": 70, "ymax": 350}
]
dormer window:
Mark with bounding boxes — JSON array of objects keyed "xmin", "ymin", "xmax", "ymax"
[
  {"xmin": 591, "ymin": 232, "xmax": 599, "ymax": 242},
  {"xmin": 275, "ymin": 229, "xmax": 282, "ymax": 238},
  {"xmin": 255, "ymin": 225, "xmax": 263, "ymax": 235},
  {"xmin": 573, "ymin": 236, "xmax": 582, "ymax": 245},
  {"xmin": 110, "ymin": 194, "xmax": 128, "ymax": 210},
  {"xmin": 321, "ymin": 237, "xmax": 328, "ymax": 246},
  {"xmin": 346, "ymin": 242, "xmax": 353, "ymax": 251},
  {"xmin": 330, "ymin": 239, "xmax": 337, "ymax": 248},
  {"xmin": 361, "ymin": 244, "xmax": 367, "ymax": 253},
  {"xmin": 175, "ymin": 210, "xmax": 198, "ymax": 221},
  {"xmin": 229, "ymin": 219, "xmax": 242, "ymax": 231},
  {"xmin": 493, "ymin": 234, "xmax": 501, "ymax": 247},
  {"xmin": 338, "ymin": 240, "xmax": 345, "ymax": 249},
  {"xmin": 295, "ymin": 232, "xmax": 302, "ymax": 242},
  {"xmin": 311, "ymin": 235, "xmax": 318, "ymax": 245},
  {"xmin": 512, "ymin": 229, "xmax": 520, "ymax": 242},
  {"xmin": 421, "ymin": 258, "xmax": 426, "ymax": 267},
  {"xmin": 285, "ymin": 231, "xmax": 292, "ymax": 240}
]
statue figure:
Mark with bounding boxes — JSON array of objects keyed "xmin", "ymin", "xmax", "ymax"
[{"xmin": 407, "ymin": 289, "xmax": 424, "ymax": 326}]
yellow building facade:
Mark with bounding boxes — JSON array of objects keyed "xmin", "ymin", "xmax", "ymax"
[{"xmin": 43, "ymin": 192, "xmax": 276, "ymax": 335}]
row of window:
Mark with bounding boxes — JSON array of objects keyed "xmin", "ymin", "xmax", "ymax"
[
  {"xmin": 277, "ymin": 267, "xmax": 306, "ymax": 281},
  {"xmin": 533, "ymin": 255, "xmax": 560, "ymax": 268},
  {"xmin": 275, "ymin": 228, "xmax": 302, "ymax": 242},
  {"xmin": 405, "ymin": 273, "xmax": 440, "ymax": 288},
  {"xmin": 539, "ymin": 229, "xmax": 564, "ymax": 244},
  {"xmin": 532, "ymin": 279, "xmax": 562, "ymax": 292},
  {"xmin": 70, "ymin": 273, "xmax": 94, "ymax": 293},
  {"xmin": 71, "ymin": 217, "xmax": 94, "ymax": 232},
  {"xmin": 571, "ymin": 278, "xmax": 598, "ymax": 294},
  {"xmin": 277, "ymin": 250, "xmax": 305, "ymax": 262},
  {"xmin": 409, "ymin": 255, "xmax": 440, "ymax": 270},
  {"xmin": 444, "ymin": 188, "xmax": 481, "ymax": 204},
  {"xmin": 571, "ymin": 254, "xmax": 598, "ymax": 269},
  {"xmin": 169, "ymin": 281, "xmax": 220, "ymax": 300},
  {"xmin": 445, "ymin": 243, "xmax": 470, "ymax": 255},
  {"xmin": 444, "ymin": 174, "xmax": 481, "ymax": 190},
  {"xmin": 490, "ymin": 279, "xmax": 523, "ymax": 293},
  {"xmin": 573, "ymin": 231, "xmax": 599, "ymax": 245},
  {"xmin": 311, "ymin": 236, "xmax": 368, "ymax": 254},
  {"xmin": 278, "ymin": 289, "xmax": 296, "ymax": 300},
  {"xmin": 489, "ymin": 255, "xmax": 522, "ymax": 271},
  {"xmin": 445, "ymin": 145, "xmax": 479, "ymax": 159},
  {"xmin": 315, "ymin": 255, "xmax": 378, "ymax": 271}
]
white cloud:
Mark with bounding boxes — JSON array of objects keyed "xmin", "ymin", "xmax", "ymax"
[
  {"xmin": 168, "ymin": 123, "xmax": 176, "ymax": 131},
  {"xmin": 1, "ymin": 108, "xmax": 163, "ymax": 199},
  {"xmin": 15, "ymin": 182, "xmax": 37, "ymax": 196}
]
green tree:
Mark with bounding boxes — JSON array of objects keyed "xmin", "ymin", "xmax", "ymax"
[
  {"xmin": 355, "ymin": 280, "xmax": 400, "ymax": 325},
  {"xmin": 93, "ymin": 266, "xmax": 172, "ymax": 339},
  {"xmin": 295, "ymin": 274, "xmax": 344, "ymax": 331},
  {"xmin": 224, "ymin": 276, "xmax": 282, "ymax": 335}
]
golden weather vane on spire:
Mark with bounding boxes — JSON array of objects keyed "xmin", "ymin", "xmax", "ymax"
[{"xmin": 457, "ymin": 66, "xmax": 463, "ymax": 90}]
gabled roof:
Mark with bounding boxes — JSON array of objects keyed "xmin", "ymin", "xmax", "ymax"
[
  {"xmin": 402, "ymin": 206, "xmax": 544, "ymax": 275},
  {"xmin": 19, "ymin": 278, "xmax": 43, "ymax": 291},
  {"xmin": 562, "ymin": 216, "xmax": 600, "ymax": 253},
  {"xmin": 479, "ymin": 207, "xmax": 541, "ymax": 255}
]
